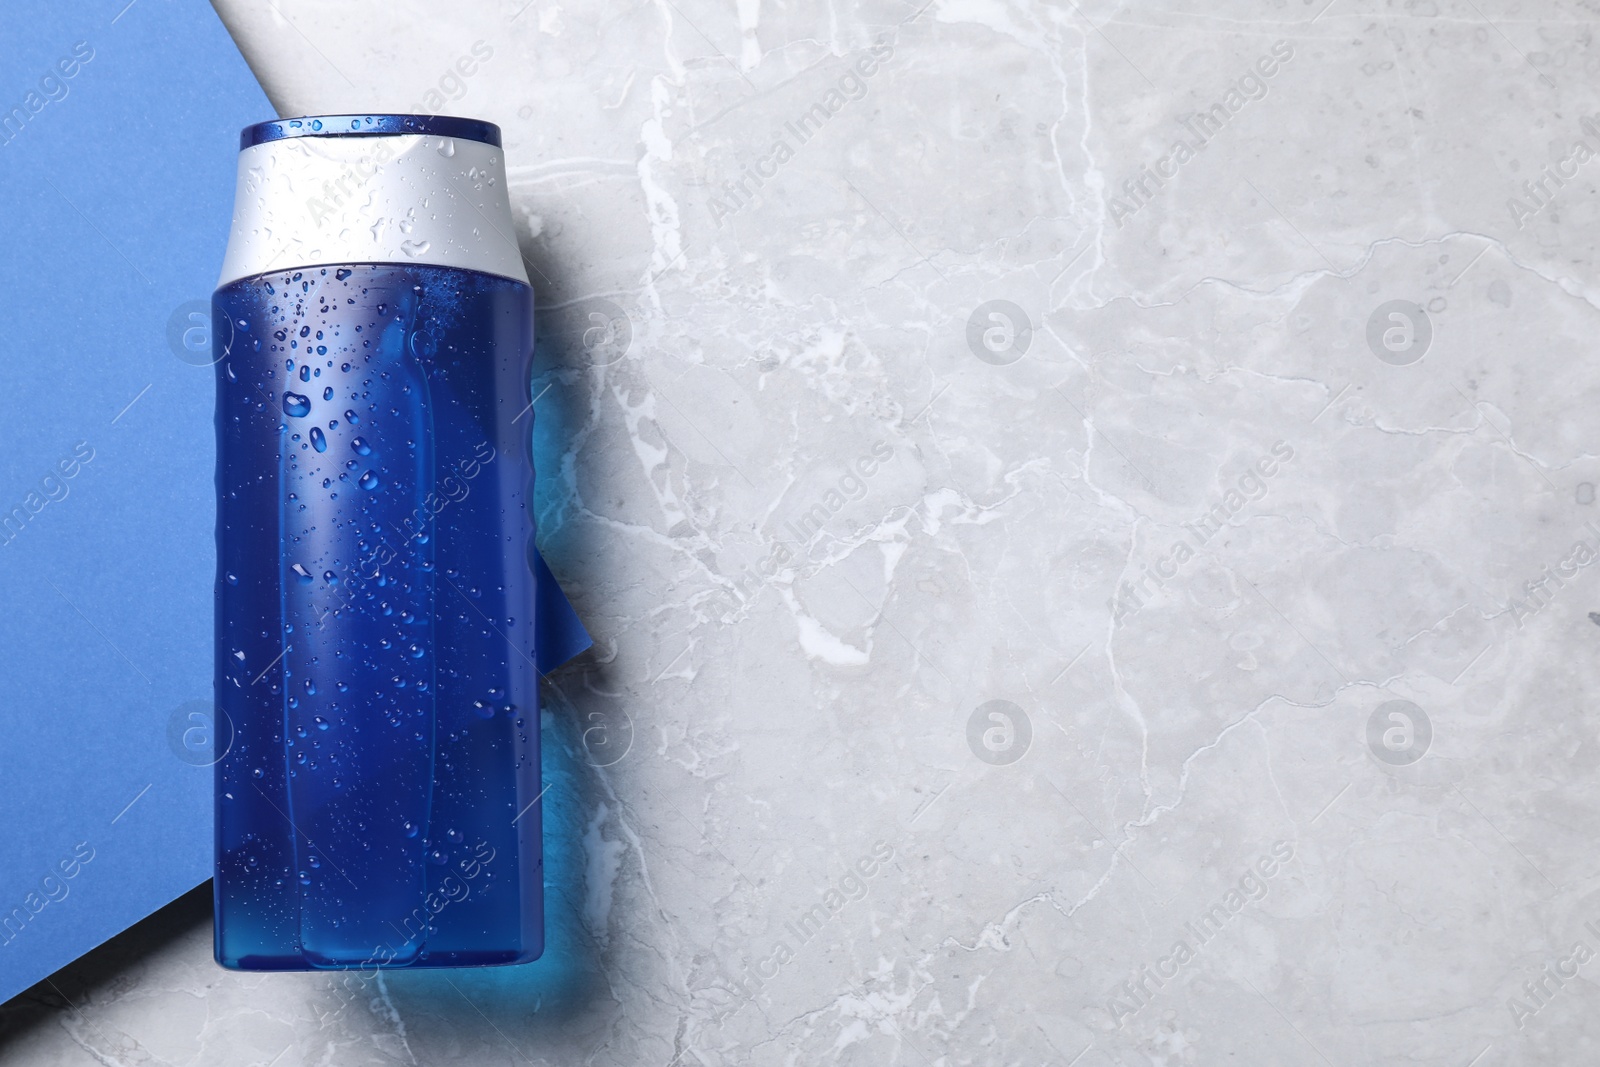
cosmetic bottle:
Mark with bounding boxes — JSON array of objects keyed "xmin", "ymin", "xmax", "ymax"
[{"xmin": 213, "ymin": 115, "xmax": 546, "ymax": 969}]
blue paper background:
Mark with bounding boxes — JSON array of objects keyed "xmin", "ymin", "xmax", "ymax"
[{"xmin": 0, "ymin": 0, "xmax": 271, "ymax": 1005}]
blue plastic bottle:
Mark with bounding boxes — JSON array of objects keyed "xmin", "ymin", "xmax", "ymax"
[{"xmin": 212, "ymin": 116, "xmax": 547, "ymax": 969}]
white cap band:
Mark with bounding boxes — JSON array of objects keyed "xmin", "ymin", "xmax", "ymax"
[{"xmin": 217, "ymin": 132, "xmax": 529, "ymax": 288}]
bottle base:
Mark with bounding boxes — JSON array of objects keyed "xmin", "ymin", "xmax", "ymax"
[{"xmin": 216, "ymin": 945, "xmax": 545, "ymax": 972}]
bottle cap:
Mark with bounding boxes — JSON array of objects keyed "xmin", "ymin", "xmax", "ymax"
[{"xmin": 217, "ymin": 114, "xmax": 528, "ymax": 287}]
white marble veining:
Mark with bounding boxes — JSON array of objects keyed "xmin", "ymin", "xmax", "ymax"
[{"xmin": 7, "ymin": 0, "xmax": 1600, "ymax": 1063}]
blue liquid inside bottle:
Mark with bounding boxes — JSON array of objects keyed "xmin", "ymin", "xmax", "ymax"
[{"xmin": 213, "ymin": 264, "xmax": 542, "ymax": 969}]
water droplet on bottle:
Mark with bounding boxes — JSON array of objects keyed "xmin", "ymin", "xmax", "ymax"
[
  {"xmin": 437, "ymin": 137, "xmax": 456, "ymax": 157},
  {"xmin": 403, "ymin": 821, "xmax": 419, "ymax": 838},
  {"xmin": 335, "ymin": 268, "xmax": 352, "ymax": 280},
  {"xmin": 344, "ymin": 409, "xmax": 361, "ymax": 426},
  {"xmin": 283, "ymin": 392, "xmax": 311, "ymax": 417},
  {"xmin": 314, "ymin": 716, "xmax": 329, "ymax": 730},
  {"xmin": 308, "ymin": 426, "xmax": 327, "ymax": 452},
  {"xmin": 225, "ymin": 572, "xmax": 239, "ymax": 585},
  {"xmin": 290, "ymin": 562, "xmax": 314, "ymax": 585},
  {"xmin": 446, "ymin": 828, "xmax": 464, "ymax": 844},
  {"xmin": 351, "ymin": 437, "xmax": 372, "ymax": 456},
  {"xmin": 401, "ymin": 239, "xmax": 431, "ymax": 257},
  {"xmin": 358, "ymin": 470, "xmax": 380, "ymax": 490},
  {"xmin": 299, "ymin": 364, "xmax": 311, "ymax": 382}
]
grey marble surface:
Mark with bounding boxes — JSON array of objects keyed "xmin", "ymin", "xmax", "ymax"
[{"xmin": 8, "ymin": 0, "xmax": 1600, "ymax": 1063}]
